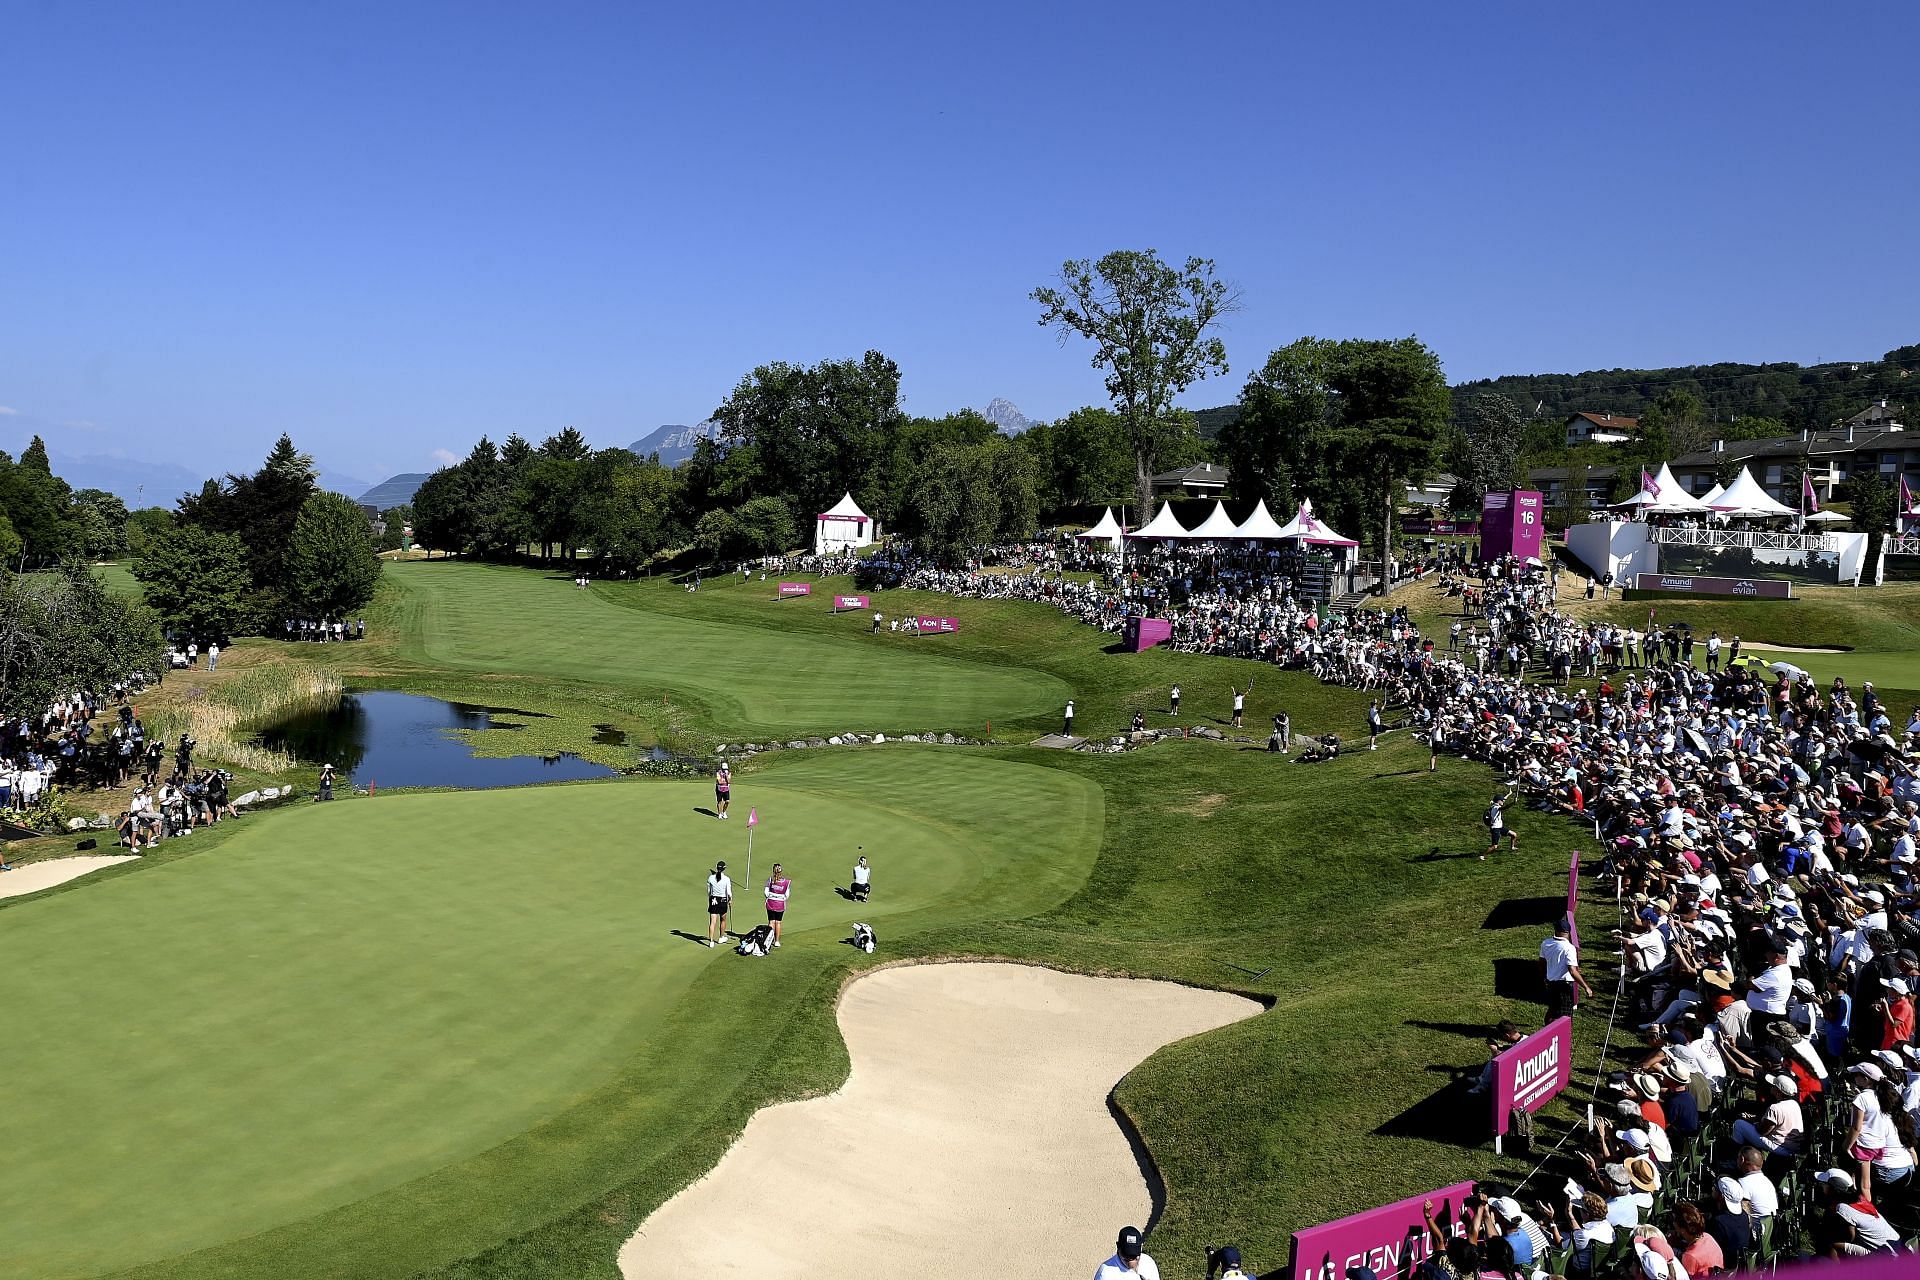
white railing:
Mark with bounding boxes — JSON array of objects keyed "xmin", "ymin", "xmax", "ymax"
[
  {"xmin": 1648, "ymin": 526, "xmax": 1837, "ymax": 552},
  {"xmin": 1885, "ymin": 535, "xmax": 1920, "ymax": 557}
]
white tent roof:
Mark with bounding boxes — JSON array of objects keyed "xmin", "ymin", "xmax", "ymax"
[
  {"xmin": 1709, "ymin": 466, "xmax": 1795, "ymax": 518},
  {"xmin": 1615, "ymin": 462, "xmax": 1706, "ymax": 512},
  {"xmin": 1076, "ymin": 508, "xmax": 1124, "ymax": 542},
  {"xmin": 1698, "ymin": 482, "xmax": 1725, "ymax": 507},
  {"xmin": 1184, "ymin": 500, "xmax": 1242, "ymax": 539},
  {"xmin": 1234, "ymin": 498, "xmax": 1289, "ymax": 539},
  {"xmin": 1128, "ymin": 502, "xmax": 1191, "ymax": 539},
  {"xmin": 1275, "ymin": 499, "xmax": 1359, "ymax": 547},
  {"xmin": 817, "ymin": 492, "xmax": 871, "ymax": 522}
]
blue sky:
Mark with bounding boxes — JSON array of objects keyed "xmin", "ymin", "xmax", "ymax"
[{"xmin": 4, "ymin": 1, "xmax": 1916, "ymax": 486}]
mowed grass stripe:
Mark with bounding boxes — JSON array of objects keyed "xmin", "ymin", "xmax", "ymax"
[
  {"xmin": 2, "ymin": 752, "xmax": 1101, "ymax": 1279},
  {"xmin": 387, "ymin": 559, "xmax": 1065, "ymax": 736}
]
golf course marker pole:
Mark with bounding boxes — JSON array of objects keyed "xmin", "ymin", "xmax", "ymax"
[{"xmin": 743, "ymin": 807, "xmax": 759, "ymax": 929}]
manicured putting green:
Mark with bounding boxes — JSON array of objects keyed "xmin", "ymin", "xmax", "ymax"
[
  {"xmin": 0, "ymin": 751, "xmax": 1101, "ymax": 1278},
  {"xmin": 387, "ymin": 560, "xmax": 1065, "ymax": 735}
]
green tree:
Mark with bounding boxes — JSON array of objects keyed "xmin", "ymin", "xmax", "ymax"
[
  {"xmin": 693, "ymin": 496, "xmax": 797, "ymax": 562},
  {"xmin": 285, "ymin": 492, "xmax": 382, "ymax": 618},
  {"xmin": 1452, "ymin": 393, "xmax": 1525, "ymax": 507},
  {"xmin": 575, "ymin": 451, "xmax": 679, "ymax": 573},
  {"xmin": 72, "ymin": 489, "xmax": 131, "ymax": 559},
  {"xmin": 1020, "ymin": 407, "xmax": 1134, "ymax": 514},
  {"xmin": 0, "ymin": 512, "xmax": 21, "ymax": 565},
  {"xmin": 1032, "ymin": 250, "xmax": 1237, "ymax": 512},
  {"xmin": 0, "ymin": 563, "xmax": 165, "ymax": 717},
  {"xmin": 1222, "ymin": 338, "xmax": 1335, "ymax": 512},
  {"xmin": 132, "ymin": 524, "xmax": 254, "ymax": 640},
  {"xmin": 0, "ymin": 438, "xmax": 80, "ymax": 566},
  {"xmin": 125, "ymin": 507, "xmax": 176, "ymax": 561},
  {"xmin": 1638, "ymin": 388, "xmax": 1708, "ymax": 456},
  {"xmin": 711, "ymin": 352, "xmax": 904, "ymax": 520}
]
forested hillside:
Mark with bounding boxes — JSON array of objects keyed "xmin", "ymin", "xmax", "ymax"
[{"xmin": 1192, "ymin": 343, "xmax": 1917, "ymax": 437}]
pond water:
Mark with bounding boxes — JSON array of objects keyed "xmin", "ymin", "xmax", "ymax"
[{"xmin": 256, "ymin": 690, "xmax": 619, "ymax": 789}]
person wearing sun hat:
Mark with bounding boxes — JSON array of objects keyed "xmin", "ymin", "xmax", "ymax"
[
  {"xmin": 1704, "ymin": 1176, "xmax": 1756, "ymax": 1266},
  {"xmin": 1810, "ymin": 1166, "xmax": 1901, "ymax": 1257},
  {"xmin": 1869, "ymin": 975, "xmax": 1915, "ymax": 1049},
  {"xmin": 1731, "ymin": 1071, "xmax": 1804, "ymax": 1158}
]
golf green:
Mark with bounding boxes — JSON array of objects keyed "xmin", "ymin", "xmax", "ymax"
[
  {"xmin": 0, "ymin": 750, "xmax": 1101, "ymax": 1278},
  {"xmin": 386, "ymin": 559, "xmax": 1066, "ymax": 736}
]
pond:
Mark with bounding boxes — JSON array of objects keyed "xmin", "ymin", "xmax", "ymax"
[{"xmin": 256, "ymin": 690, "xmax": 619, "ymax": 789}]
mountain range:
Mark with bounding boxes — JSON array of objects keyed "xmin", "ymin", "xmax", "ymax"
[
  {"xmin": 981, "ymin": 398, "xmax": 1032, "ymax": 435},
  {"xmin": 2, "ymin": 434, "xmax": 371, "ymax": 508},
  {"xmin": 627, "ymin": 420, "xmax": 723, "ymax": 466},
  {"xmin": 357, "ymin": 473, "xmax": 431, "ymax": 511}
]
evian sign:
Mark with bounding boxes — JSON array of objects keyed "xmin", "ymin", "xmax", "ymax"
[
  {"xmin": 1633, "ymin": 573, "xmax": 1791, "ymax": 599},
  {"xmin": 1492, "ymin": 1016, "xmax": 1573, "ymax": 1132}
]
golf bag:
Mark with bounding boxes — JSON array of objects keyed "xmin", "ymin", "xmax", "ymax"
[
  {"xmin": 852, "ymin": 922, "xmax": 877, "ymax": 953},
  {"xmin": 736, "ymin": 924, "xmax": 774, "ymax": 957}
]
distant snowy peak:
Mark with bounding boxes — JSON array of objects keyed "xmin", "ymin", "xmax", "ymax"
[
  {"xmin": 627, "ymin": 420, "xmax": 723, "ymax": 466},
  {"xmin": 982, "ymin": 398, "xmax": 1033, "ymax": 435}
]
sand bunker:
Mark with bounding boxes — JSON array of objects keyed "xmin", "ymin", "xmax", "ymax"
[
  {"xmin": 0, "ymin": 854, "xmax": 139, "ymax": 901},
  {"xmin": 620, "ymin": 962, "xmax": 1258, "ymax": 1279},
  {"xmin": 1740, "ymin": 642, "xmax": 1848, "ymax": 654}
]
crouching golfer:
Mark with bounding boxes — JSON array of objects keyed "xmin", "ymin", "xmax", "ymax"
[
  {"xmin": 705, "ymin": 860, "xmax": 732, "ymax": 948},
  {"xmin": 850, "ymin": 853, "xmax": 871, "ymax": 902},
  {"xmin": 764, "ymin": 863, "xmax": 791, "ymax": 949}
]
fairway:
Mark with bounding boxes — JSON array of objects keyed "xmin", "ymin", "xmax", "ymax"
[
  {"xmin": 0, "ymin": 751, "xmax": 1101, "ymax": 1279},
  {"xmin": 386, "ymin": 560, "xmax": 1065, "ymax": 737}
]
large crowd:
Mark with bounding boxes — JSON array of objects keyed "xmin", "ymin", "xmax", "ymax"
[{"xmin": 835, "ymin": 534, "xmax": 1920, "ymax": 1269}]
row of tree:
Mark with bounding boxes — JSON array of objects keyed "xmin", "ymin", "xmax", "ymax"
[{"xmin": 0, "ymin": 437, "xmax": 159, "ymax": 567}]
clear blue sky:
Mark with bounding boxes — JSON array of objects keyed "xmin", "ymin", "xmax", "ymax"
[{"xmin": 4, "ymin": 1, "xmax": 1916, "ymax": 484}]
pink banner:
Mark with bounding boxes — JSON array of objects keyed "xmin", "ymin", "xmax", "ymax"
[
  {"xmin": 916, "ymin": 615, "xmax": 959, "ymax": 634},
  {"xmin": 833, "ymin": 594, "xmax": 870, "ymax": 610},
  {"xmin": 1125, "ymin": 616, "xmax": 1172, "ymax": 651},
  {"xmin": 1289, "ymin": 1181, "xmax": 1476, "ymax": 1280},
  {"xmin": 1567, "ymin": 850, "xmax": 1581, "ymax": 951},
  {"xmin": 778, "ymin": 582, "xmax": 812, "ymax": 597},
  {"xmin": 1491, "ymin": 1016, "xmax": 1572, "ymax": 1133}
]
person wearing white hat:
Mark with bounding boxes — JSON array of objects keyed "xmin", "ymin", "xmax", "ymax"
[
  {"xmin": 1811, "ymin": 1167, "xmax": 1901, "ymax": 1256},
  {"xmin": 1705, "ymin": 1176, "xmax": 1756, "ymax": 1265}
]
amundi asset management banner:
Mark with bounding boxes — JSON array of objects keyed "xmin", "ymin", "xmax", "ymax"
[{"xmin": 1491, "ymin": 1015, "xmax": 1573, "ymax": 1133}]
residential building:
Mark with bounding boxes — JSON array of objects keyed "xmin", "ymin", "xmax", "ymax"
[
  {"xmin": 1403, "ymin": 472, "xmax": 1459, "ymax": 509},
  {"xmin": 1565, "ymin": 411, "xmax": 1637, "ymax": 446},
  {"xmin": 1523, "ymin": 464, "xmax": 1620, "ymax": 513},
  {"xmin": 1149, "ymin": 461, "xmax": 1229, "ymax": 498},
  {"xmin": 1668, "ymin": 401, "xmax": 1910, "ymax": 502}
]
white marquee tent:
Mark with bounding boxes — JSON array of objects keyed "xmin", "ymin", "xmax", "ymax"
[
  {"xmin": 1274, "ymin": 499, "xmax": 1360, "ymax": 548},
  {"xmin": 1615, "ymin": 462, "xmax": 1707, "ymax": 513},
  {"xmin": 1183, "ymin": 500, "xmax": 1243, "ymax": 540},
  {"xmin": 1075, "ymin": 507, "xmax": 1125, "ymax": 548},
  {"xmin": 1128, "ymin": 503, "xmax": 1191, "ymax": 539},
  {"xmin": 814, "ymin": 492, "xmax": 877, "ymax": 554},
  {"xmin": 1709, "ymin": 466, "xmax": 1796, "ymax": 518},
  {"xmin": 1234, "ymin": 499, "xmax": 1289, "ymax": 540}
]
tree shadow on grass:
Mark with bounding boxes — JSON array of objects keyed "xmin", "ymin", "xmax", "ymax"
[
  {"xmin": 1407, "ymin": 1018, "xmax": 1500, "ymax": 1040},
  {"xmin": 1483, "ymin": 896, "xmax": 1568, "ymax": 931},
  {"xmin": 668, "ymin": 930, "xmax": 714, "ymax": 947},
  {"xmin": 1374, "ymin": 1078, "xmax": 1488, "ymax": 1149},
  {"xmin": 1492, "ymin": 956, "xmax": 1545, "ymax": 1004},
  {"xmin": 1413, "ymin": 844, "xmax": 1483, "ymax": 863}
]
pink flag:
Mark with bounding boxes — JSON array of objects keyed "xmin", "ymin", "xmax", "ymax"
[
  {"xmin": 1902, "ymin": 474, "xmax": 1914, "ymax": 515},
  {"xmin": 1801, "ymin": 471, "xmax": 1820, "ymax": 514},
  {"xmin": 746, "ymin": 807, "xmax": 758, "ymax": 827},
  {"xmin": 1641, "ymin": 467, "xmax": 1660, "ymax": 499}
]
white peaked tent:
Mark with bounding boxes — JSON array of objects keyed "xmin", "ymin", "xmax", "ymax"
[
  {"xmin": 1184, "ymin": 500, "xmax": 1243, "ymax": 540},
  {"xmin": 1076, "ymin": 507, "xmax": 1125, "ymax": 548},
  {"xmin": 814, "ymin": 492, "xmax": 877, "ymax": 554},
  {"xmin": 1128, "ymin": 502, "xmax": 1191, "ymax": 539},
  {"xmin": 1698, "ymin": 482, "xmax": 1726, "ymax": 508},
  {"xmin": 1616, "ymin": 462, "xmax": 1706, "ymax": 513},
  {"xmin": 1709, "ymin": 466, "xmax": 1796, "ymax": 518},
  {"xmin": 1234, "ymin": 499, "xmax": 1289, "ymax": 539},
  {"xmin": 1275, "ymin": 499, "xmax": 1360, "ymax": 547}
]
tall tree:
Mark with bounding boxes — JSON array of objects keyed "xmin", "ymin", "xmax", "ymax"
[
  {"xmin": 0, "ymin": 563, "xmax": 164, "ymax": 717},
  {"xmin": 131, "ymin": 524, "xmax": 254, "ymax": 640},
  {"xmin": 1325, "ymin": 337, "xmax": 1451, "ymax": 574},
  {"xmin": 1221, "ymin": 339, "xmax": 1336, "ymax": 514},
  {"xmin": 1453, "ymin": 393, "xmax": 1526, "ymax": 508},
  {"xmin": 284, "ymin": 491, "xmax": 383, "ymax": 618},
  {"xmin": 711, "ymin": 351, "xmax": 904, "ymax": 519},
  {"xmin": 1031, "ymin": 250, "xmax": 1237, "ymax": 512}
]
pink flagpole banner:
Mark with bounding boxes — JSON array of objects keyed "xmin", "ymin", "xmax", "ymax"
[
  {"xmin": 833, "ymin": 594, "xmax": 870, "ymax": 610},
  {"xmin": 916, "ymin": 615, "xmax": 960, "ymax": 634},
  {"xmin": 746, "ymin": 807, "xmax": 758, "ymax": 827},
  {"xmin": 1566, "ymin": 850, "xmax": 1582, "ymax": 951},
  {"xmin": 1289, "ymin": 1181, "xmax": 1477, "ymax": 1280},
  {"xmin": 777, "ymin": 582, "xmax": 813, "ymax": 597},
  {"xmin": 1491, "ymin": 1016, "xmax": 1573, "ymax": 1133}
]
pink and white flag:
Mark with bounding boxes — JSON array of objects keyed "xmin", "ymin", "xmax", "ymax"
[
  {"xmin": 746, "ymin": 807, "xmax": 758, "ymax": 827},
  {"xmin": 1801, "ymin": 471, "xmax": 1820, "ymax": 514},
  {"xmin": 1641, "ymin": 467, "xmax": 1660, "ymax": 499}
]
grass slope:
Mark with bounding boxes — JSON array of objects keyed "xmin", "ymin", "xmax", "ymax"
[{"xmin": 2, "ymin": 751, "xmax": 1100, "ymax": 1279}]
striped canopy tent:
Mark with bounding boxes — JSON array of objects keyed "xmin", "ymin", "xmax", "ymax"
[
  {"xmin": 1127, "ymin": 503, "xmax": 1191, "ymax": 539},
  {"xmin": 1182, "ymin": 501, "xmax": 1243, "ymax": 540},
  {"xmin": 1075, "ymin": 507, "xmax": 1125, "ymax": 548},
  {"xmin": 1709, "ymin": 466, "xmax": 1795, "ymax": 519},
  {"xmin": 1234, "ymin": 499, "xmax": 1289, "ymax": 539}
]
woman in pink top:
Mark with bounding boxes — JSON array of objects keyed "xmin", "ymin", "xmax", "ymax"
[{"xmin": 764, "ymin": 864, "xmax": 791, "ymax": 949}]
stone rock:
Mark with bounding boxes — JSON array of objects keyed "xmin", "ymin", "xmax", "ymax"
[
  {"xmin": 902, "ymin": 734, "xmax": 920, "ymax": 742},
  {"xmin": 787, "ymin": 741, "xmax": 807, "ymax": 751},
  {"xmin": 1110, "ymin": 736, "xmax": 1127, "ymax": 748},
  {"xmin": 805, "ymin": 737, "xmax": 826, "ymax": 748},
  {"xmin": 873, "ymin": 733, "xmax": 885, "ymax": 744},
  {"xmin": 67, "ymin": 817, "xmax": 89, "ymax": 831},
  {"xmin": 234, "ymin": 790, "xmax": 260, "ymax": 807},
  {"xmin": 828, "ymin": 736, "xmax": 843, "ymax": 746},
  {"xmin": 716, "ymin": 744, "xmax": 731, "ymax": 754},
  {"xmin": 938, "ymin": 733, "xmax": 956, "ymax": 745}
]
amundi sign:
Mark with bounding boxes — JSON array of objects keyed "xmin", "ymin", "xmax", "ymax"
[{"xmin": 1492, "ymin": 1016, "xmax": 1573, "ymax": 1133}]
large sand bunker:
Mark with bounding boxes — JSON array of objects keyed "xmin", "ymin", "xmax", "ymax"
[
  {"xmin": 621, "ymin": 962, "xmax": 1259, "ymax": 1279},
  {"xmin": 0, "ymin": 854, "xmax": 138, "ymax": 901}
]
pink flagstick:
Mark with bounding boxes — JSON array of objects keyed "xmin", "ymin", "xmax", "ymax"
[{"xmin": 744, "ymin": 807, "xmax": 759, "ymax": 910}]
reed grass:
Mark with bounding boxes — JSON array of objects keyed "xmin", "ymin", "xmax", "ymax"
[{"xmin": 147, "ymin": 664, "xmax": 344, "ymax": 775}]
